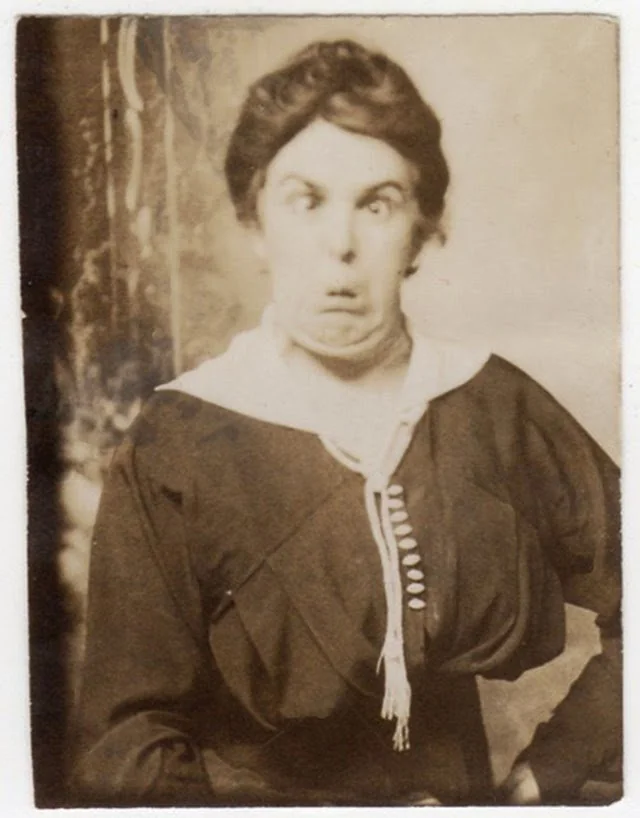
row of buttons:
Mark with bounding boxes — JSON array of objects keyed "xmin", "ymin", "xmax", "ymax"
[{"xmin": 387, "ymin": 484, "xmax": 426, "ymax": 611}]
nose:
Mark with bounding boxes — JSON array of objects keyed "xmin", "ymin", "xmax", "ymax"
[{"xmin": 322, "ymin": 203, "xmax": 357, "ymax": 264}]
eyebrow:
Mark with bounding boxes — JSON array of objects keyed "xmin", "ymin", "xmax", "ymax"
[
  {"xmin": 358, "ymin": 181, "xmax": 411, "ymax": 200},
  {"xmin": 276, "ymin": 174, "xmax": 412, "ymax": 198},
  {"xmin": 276, "ymin": 175, "xmax": 321, "ymax": 192}
]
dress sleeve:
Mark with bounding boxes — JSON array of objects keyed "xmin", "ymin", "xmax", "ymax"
[
  {"xmin": 512, "ymin": 367, "xmax": 621, "ymax": 802},
  {"xmin": 70, "ymin": 397, "xmax": 338, "ymax": 807},
  {"xmin": 69, "ymin": 416, "xmax": 218, "ymax": 806}
]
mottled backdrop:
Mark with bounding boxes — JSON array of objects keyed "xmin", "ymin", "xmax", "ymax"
[{"xmin": 17, "ymin": 15, "xmax": 618, "ymax": 805}]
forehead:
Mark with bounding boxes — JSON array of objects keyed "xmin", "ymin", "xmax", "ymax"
[{"xmin": 264, "ymin": 118, "xmax": 417, "ymax": 192}]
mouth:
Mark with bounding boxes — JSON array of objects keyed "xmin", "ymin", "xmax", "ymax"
[{"xmin": 317, "ymin": 301, "xmax": 366, "ymax": 315}]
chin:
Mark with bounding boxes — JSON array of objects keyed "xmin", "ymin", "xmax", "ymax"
[{"xmin": 291, "ymin": 324, "xmax": 389, "ymax": 362}]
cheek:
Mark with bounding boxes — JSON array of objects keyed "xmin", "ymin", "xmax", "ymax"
[
  {"xmin": 362, "ymin": 221, "xmax": 417, "ymax": 270},
  {"xmin": 260, "ymin": 231, "xmax": 308, "ymax": 304},
  {"xmin": 262, "ymin": 216, "xmax": 315, "ymax": 270}
]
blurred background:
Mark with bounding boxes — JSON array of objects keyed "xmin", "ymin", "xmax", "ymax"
[{"xmin": 17, "ymin": 15, "xmax": 619, "ymax": 805}]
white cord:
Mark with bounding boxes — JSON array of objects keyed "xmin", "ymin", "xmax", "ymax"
[{"xmin": 319, "ymin": 411, "xmax": 425, "ymax": 752}]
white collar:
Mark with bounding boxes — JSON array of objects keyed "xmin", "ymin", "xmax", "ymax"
[{"xmin": 157, "ymin": 308, "xmax": 491, "ymax": 436}]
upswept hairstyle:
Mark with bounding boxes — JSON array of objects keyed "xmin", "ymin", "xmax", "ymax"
[{"xmin": 224, "ymin": 39, "xmax": 450, "ymax": 240}]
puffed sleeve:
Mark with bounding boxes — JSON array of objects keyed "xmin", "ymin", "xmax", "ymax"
[
  {"xmin": 509, "ymin": 363, "xmax": 621, "ymax": 802},
  {"xmin": 71, "ymin": 395, "xmax": 311, "ymax": 807},
  {"xmin": 69, "ymin": 400, "xmax": 218, "ymax": 805}
]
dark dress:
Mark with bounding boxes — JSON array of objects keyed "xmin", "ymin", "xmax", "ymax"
[{"xmin": 70, "ymin": 355, "xmax": 621, "ymax": 806}]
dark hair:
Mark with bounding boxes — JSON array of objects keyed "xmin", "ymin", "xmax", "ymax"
[{"xmin": 224, "ymin": 39, "xmax": 450, "ymax": 240}]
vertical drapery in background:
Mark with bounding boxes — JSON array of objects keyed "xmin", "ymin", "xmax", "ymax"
[
  {"xmin": 19, "ymin": 19, "xmax": 246, "ymax": 802},
  {"xmin": 56, "ymin": 18, "xmax": 247, "ymax": 697}
]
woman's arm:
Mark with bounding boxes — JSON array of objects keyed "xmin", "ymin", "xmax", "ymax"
[
  {"xmin": 69, "ymin": 426, "xmax": 217, "ymax": 805},
  {"xmin": 507, "ymin": 367, "xmax": 622, "ymax": 803},
  {"xmin": 70, "ymin": 395, "xmax": 306, "ymax": 807}
]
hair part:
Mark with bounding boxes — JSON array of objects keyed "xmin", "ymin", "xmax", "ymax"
[{"xmin": 224, "ymin": 39, "xmax": 450, "ymax": 244}]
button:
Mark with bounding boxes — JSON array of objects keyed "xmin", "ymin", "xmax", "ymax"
[
  {"xmin": 390, "ymin": 511, "xmax": 408, "ymax": 523},
  {"xmin": 394, "ymin": 524, "xmax": 413, "ymax": 537},
  {"xmin": 402, "ymin": 553, "xmax": 420, "ymax": 566},
  {"xmin": 398, "ymin": 537, "xmax": 417, "ymax": 551},
  {"xmin": 387, "ymin": 484, "xmax": 404, "ymax": 496},
  {"xmin": 388, "ymin": 498, "xmax": 405, "ymax": 510},
  {"xmin": 407, "ymin": 569, "xmax": 424, "ymax": 581},
  {"xmin": 408, "ymin": 598, "xmax": 427, "ymax": 611},
  {"xmin": 407, "ymin": 582, "xmax": 426, "ymax": 595}
]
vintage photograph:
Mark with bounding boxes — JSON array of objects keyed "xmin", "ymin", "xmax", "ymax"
[{"xmin": 18, "ymin": 14, "xmax": 621, "ymax": 807}]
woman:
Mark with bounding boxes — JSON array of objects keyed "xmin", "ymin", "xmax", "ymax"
[{"xmin": 71, "ymin": 39, "xmax": 621, "ymax": 806}]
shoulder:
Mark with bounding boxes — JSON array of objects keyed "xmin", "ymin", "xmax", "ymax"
[
  {"xmin": 439, "ymin": 354, "xmax": 615, "ymax": 465},
  {"xmin": 130, "ymin": 389, "xmax": 232, "ymax": 445},
  {"xmin": 433, "ymin": 352, "xmax": 588, "ymax": 443},
  {"xmin": 111, "ymin": 390, "xmax": 238, "ymax": 487},
  {"xmin": 438, "ymin": 353, "xmax": 553, "ymax": 408},
  {"xmin": 474, "ymin": 355, "xmax": 588, "ymax": 424}
]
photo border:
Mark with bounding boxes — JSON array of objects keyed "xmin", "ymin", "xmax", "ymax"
[{"xmin": 2, "ymin": 1, "xmax": 637, "ymax": 816}]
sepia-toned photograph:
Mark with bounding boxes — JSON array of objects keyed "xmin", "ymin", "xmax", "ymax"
[{"xmin": 18, "ymin": 14, "xmax": 622, "ymax": 807}]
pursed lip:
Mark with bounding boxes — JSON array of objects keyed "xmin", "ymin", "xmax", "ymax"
[{"xmin": 316, "ymin": 300, "xmax": 367, "ymax": 315}]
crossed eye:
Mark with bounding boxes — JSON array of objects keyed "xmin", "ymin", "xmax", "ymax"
[
  {"xmin": 365, "ymin": 198, "xmax": 393, "ymax": 217},
  {"xmin": 291, "ymin": 192, "xmax": 321, "ymax": 213},
  {"xmin": 289, "ymin": 193, "xmax": 395, "ymax": 218}
]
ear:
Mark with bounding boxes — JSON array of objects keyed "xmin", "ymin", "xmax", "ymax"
[
  {"xmin": 248, "ymin": 223, "xmax": 267, "ymax": 262},
  {"xmin": 247, "ymin": 184, "xmax": 268, "ymax": 261},
  {"xmin": 404, "ymin": 219, "xmax": 428, "ymax": 276}
]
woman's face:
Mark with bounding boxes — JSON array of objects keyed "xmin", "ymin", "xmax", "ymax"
[{"xmin": 253, "ymin": 118, "xmax": 423, "ymax": 360}]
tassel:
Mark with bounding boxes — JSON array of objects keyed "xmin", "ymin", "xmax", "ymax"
[
  {"xmin": 367, "ymin": 482, "xmax": 413, "ymax": 752},
  {"xmin": 380, "ymin": 649, "xmax": 412, "ymax": 751}
]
